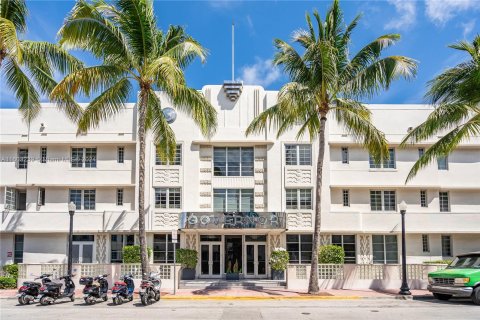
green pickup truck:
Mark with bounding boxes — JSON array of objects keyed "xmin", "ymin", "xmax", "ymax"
[{"xmin": 428, "ymin": 252, "xmax": 480, "ymax": 305}]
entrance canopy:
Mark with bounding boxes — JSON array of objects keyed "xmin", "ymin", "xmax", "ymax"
[{"xmin": 179, "ymin": 212, "xmax": 286, "ymax": 230}]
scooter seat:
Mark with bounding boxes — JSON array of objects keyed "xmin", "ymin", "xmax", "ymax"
[
  {"xmin": 23, "ymin": 281, "xmax": 41, "ymax": 286},
  {"xmin": 48, "ymin": 282, "xmax": 63, "ymax": 288}
]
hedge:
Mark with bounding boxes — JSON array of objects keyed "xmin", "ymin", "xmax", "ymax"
[
  {"xmin": 2, "ymin": 264, "xmax": 18, "ymax": 279},
  {"xmin": 319, "ymin": 245, "xmax": 345, "ymax": 264},
  {"xmin": 123, "ymin": 245, "xmax": 152, "ymax": 263},
  {"xmin": 176, "ymin": 249, "xmax": 198, "ymax": 269},
  {"xmin": 0, "ymin": 277, "xmax": 16, "ymax": 289}
]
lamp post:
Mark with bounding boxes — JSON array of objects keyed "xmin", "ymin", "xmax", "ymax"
[
  {"xmin": 67, "ymin": 202, "xmax": 76, "ymax": 276},
  {"xmin": 398, "ymin": 200, "xmax": 411, "ymax": 295}
]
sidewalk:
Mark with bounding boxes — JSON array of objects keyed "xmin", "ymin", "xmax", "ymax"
[{"xmin": 0, "ymin": 288, "xmax": 433, "ymax": 300}]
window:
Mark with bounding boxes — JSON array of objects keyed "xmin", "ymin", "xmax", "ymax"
[
  {"xmin": 437, "ymin": 156, "xmax": 448, "ymax": 170},
  {"xmin": 155, "ymin": 144, "xmax": 182, "ymax": 165},
  {"xmin": 439, "ymin": 192, "xmax": 450, "ymax": 212},
  {"xmin": 110, "ymin": 234, "xmax": 134, "ymax": 262},
  {"xmin": 372, "ymin": 235, "xmax": 398, "ymax": 264},
  {"xmin": 285, "ymin": 144, "xmax": 312, "ymax": 165},
  {"xmin": 286, "ymin": 234, "xmax": 313, "ymax": 264},
  {"xmin": 117, "ymin": 147, "xmax": 124, "ymax": 163},
  {"xmin": 213, "ymin": 147, "xmax": 253, "ymax": 176},
  {"xmin": 370, "ymin": 190, "xmax": 396, "ymax": 211},
  {"xmin": 332, "ymin": 235, "xmax": 356, "ymax": 263},
  {"xmin": 418, "ymin": 148, "xmax": 425, "ymax": 158},
  {"xmin": 69, "ymin": 189, "xmax": 96, "ymax": 210},
  {"xmin": 441, "ymin": 235, "xmax": 452, "ymax": 257},
  {"xmin": 420, "ymin": 190, "xmax": 428, "ymax": 208},
  {"xmin": 153, "ymin": 234, "xmax": 180, "ymax": 263},
  {"xmin": 71, "ymin": 148, "xmax": 97, "ymax": 168},
  {"xmin": 155, "ymin": 188, "xmax": 181, "ymax": 209},
  {"xmin": 341, "ymin": 147, "xmax": 349, "ymax": 164},
  {"xmin": 5, "ymin": 187, "xmax": 26, "ymax": 210},
  {"xmin": 18, "ymin": 148, "xmax": 28, "ymax": 169},
  {"xmin": 116, "ymin": 189, "xmax": 124, "ymax": 206},
  {"xmin": 213, "ymin": 189, "xmax": 253, "ymax": 212},
  {"xmin": 40, "ymin": 147, "xmax": 47, "ymax": 163},
  {"xmin": 14, "ymin": 234, "xmax": 24, "ymax": 263},
  {"xmin": 369, "ymin": 148, "xmax": 396, "ymax": 169},
  {"xmin": 285, "ymin": 189, "xmax": 312, "ymax": 209},
  {"xmin": 422, "ymin": 234, "xmax": 430, "ymax": 253},
  {"xmin": 342, "ymin": 190, "xmax": 350, "ymax": 207},
  {"xmin": 37, "ymin": 187, "xmax": 45, "ymax": 206}
]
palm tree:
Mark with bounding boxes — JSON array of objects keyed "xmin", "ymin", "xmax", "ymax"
[
  {"xmin": 0, "ymin": 0, "xmax": 82, "ymax": 122},
  {"xmin": 51, "ymin": 0, "xmax": 217, "ymax": 279},
  {"xmin": 401, "ymin": 35, "xmax": 480, "ymax": 181},
  {"xmin": 246, "ymin": 0, "xmax": 417, "ymax": 294}
]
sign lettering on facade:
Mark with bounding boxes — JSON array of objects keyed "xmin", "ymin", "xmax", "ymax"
[{"xmin": 179, "ymin": 212, "xmax": 286, "ymax": 229}]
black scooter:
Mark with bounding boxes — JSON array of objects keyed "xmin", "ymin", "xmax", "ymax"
[
  {"xmin": 80, "ymin": 274, "xmax": 109, "ymax": 305},
  {"xmin": 37, "ymin": 274, "xmax": 75, "ymax": 305},
  {"xmin": 16, "ymin": 274, "xmax": 52, "ymax": 305},
  {"xmin": 139, "ymin": 272, "xmax": 161, "ymax": 306},
  {"xmin": 112, "ymin": 274, "xmax": 135, "ymax": 305}
]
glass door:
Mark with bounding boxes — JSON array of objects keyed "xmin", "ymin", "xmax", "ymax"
[
  {"xmin": 244, "ymin": 243, "xmax": 267, "ymax": 278},
  {"xmin": 72, "ymin": 242, "xmax": 94, "ymax": 263},
  {"xmin": 200, "ymin": 243, "xmax": 222, "ymax": 278}
]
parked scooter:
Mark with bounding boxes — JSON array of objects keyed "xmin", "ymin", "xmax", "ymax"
[
  {"xmin": 37, "ymin": 274, "xmax": 75, "ymax": 305},
  {"xmin": 111, "ymin": 274, "xmax": 135, "ymax": 305},
  {"xmin": 139, "ymin": 272, "xmax": 161, "ymax": 305},
  {"xmin": 80, "ymin": 274, "xmax": 109, "ymax": 305},
  {"xmin": 16, "ymin": 274, "xmax": 52, "ymax": 305}
]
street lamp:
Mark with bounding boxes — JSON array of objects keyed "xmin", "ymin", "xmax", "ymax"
[
  {"xmin": 398, "ymin": 200, "xmax": 411, "ymax": 295},
  {"xmin": 67, "ymin": 202, "xmax": 76, "ymax": 276}
]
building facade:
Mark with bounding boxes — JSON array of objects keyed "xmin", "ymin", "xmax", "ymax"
[{"xmin": 1, "ymin": 85, "xmax": 479, "ymax": 279}]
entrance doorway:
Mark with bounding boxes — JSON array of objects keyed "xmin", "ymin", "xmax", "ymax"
[
  {"xmin": 72, "ymin": 235, "xmax": 94, "ymax": 263},
  {"xmin": 224, "ymin": 236, "xmax": 242, "ymax": 274},
  {"xmin": 245, "ymin": 243, "xmax": 266, "ymax": 278},
  {"xmin": 200, "ymin": 243, "xmax": 221, "ymax": 277}
]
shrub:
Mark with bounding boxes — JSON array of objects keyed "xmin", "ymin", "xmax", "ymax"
[
  {"xmin": 269, "ymin": 248, "xmax": 290, "ymax": 271},
  {"xmin": 176, "ymin": 248, "xmax": 198, "ymax": 269},
  {"xmin": 0, "ymin": 276, "xmax": 16, "ymax": 289},
  {"xmin": 319, "ymin": 245, "xmax": 345, "ymax": 264},
  {"xmin": 2, "ymin": 264, "xmax": 18, "ymax": 279},
  {"xmin": 123, "ymin": 245, "xmax": 152, "ymax": 263}
]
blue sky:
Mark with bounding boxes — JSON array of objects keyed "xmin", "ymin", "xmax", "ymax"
[{"xmin": 1, "ymin": 0, "xmax": 479, "ymax": 108}]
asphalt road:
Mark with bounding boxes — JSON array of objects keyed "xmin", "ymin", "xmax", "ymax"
[{"xmin": 1, "ymin": 298, "xmax": 478, "ymax": 320}]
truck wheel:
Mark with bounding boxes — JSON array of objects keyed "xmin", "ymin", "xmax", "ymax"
[
  {"xmin": 472, "ymin": 286, "xmax": 480, "ymax": 305},
  {"xmin": 433, "ymin": 293, "xmax": 452, "ymax": 301}
]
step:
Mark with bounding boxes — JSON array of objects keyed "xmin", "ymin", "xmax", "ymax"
[{"xmin": 179, "ymin": 280, "xmax": 287, "ymax": 289}]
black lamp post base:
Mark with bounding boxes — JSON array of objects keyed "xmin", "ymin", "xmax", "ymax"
[{"xmin": 399, "ymin": 287, "xmax": 412, "ymax": 295}]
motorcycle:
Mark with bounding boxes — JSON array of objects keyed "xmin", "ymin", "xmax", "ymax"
[
  {"xmin": 37, "ymin": 274, "xmax": 75, "ymax": 305},
  {"xmin": 139, "ymin": 272, "xmax": 161, "ymax": 306},
  {"xmin": 16, "ymin": 274, "xmax": 52, "ymax": 305},
  {"xmin": 111, "ymin": 274, "xmax": 135, "ymax": 305},
  {"xmin": 80, "ymin": 274, "xmax": 109, "ymax": 305}
]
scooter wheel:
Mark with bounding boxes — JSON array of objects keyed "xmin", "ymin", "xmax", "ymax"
[
  {"xmin": 102, "ymin": 295, "xmax": 108, "ymax": 302},
  {"xmin": 84, "ymin": 297, "xmax": 89, "ymax": 305},
  {"xmin": 154, "ymin": 292, "xmax": 160, "ymax": 301},
  {"xmin": 18, "ymin": 296, "xmax": 25, "ymax": 305},
  {"xmin": 140, "ymin": 295, "xmax": 148, "ymax": 306},
  {"xmin": 112, "ymin": 297, "xmax": 118, "ymax": 305},
  {"xmin": 129, "ymin": 296, "xmax": 133, "ymax": 302},
  {"xmin": 118, "ymin": 297, "xmax": 123, "ymax": 305},
  {"xmin": 40, "ymin": 296, "xmax": 50, "ymax": 306},
  {"xmin": 70, "ymin": 294, "xmax": 75, "ymax": 302}
]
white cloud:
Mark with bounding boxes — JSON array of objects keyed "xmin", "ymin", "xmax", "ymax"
[
  {"xmin": 385, "ymin": 0, "xmax": 416, "ymax": 30},
  {"xmin": 460, "ymin": 19, "xmax": 476, "ymax": 38},
  {"xmin": 425, "ymin": 0, "xmax": 480, "ymax": 25},
  {"xmin": 238, "ymin": 58, "xmax": 281, "ymax": 88}
]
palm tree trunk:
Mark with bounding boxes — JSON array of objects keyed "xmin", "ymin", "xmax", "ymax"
[
  {"xmin": 138, "ymin": 89, "xmax": 149, "ymax": 280},
  {"xmin": 308, "ymin": 115, "xmax": 327, "ymax": 294}
]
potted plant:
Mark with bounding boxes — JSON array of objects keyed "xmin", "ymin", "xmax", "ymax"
[
  {"xmin": 269, "ymin": 247, "xmax": 289, "ymax": 280},
  {"xmin": 225, "ymin": 259, "xmax": 240, "ymax": 280},
  {"xmin": 176, "ymin": 248, "xmax": 198, "ymax": 280}
]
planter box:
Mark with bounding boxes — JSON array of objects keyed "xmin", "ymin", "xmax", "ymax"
[
  {"xmin": 226, "ymin": 273, "xmax": 240, "ymax": 281},
  {"xmin": 271, "ymin": 270, "xmax": 285, "ymax": 280},
  {"xmin": 180, "ymin": 268, "xmax": 196, "ymax": 280}
]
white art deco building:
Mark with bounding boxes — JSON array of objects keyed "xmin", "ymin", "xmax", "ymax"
[{"xmin": 1, "ymin": 85, "xmax": 479, "ymax": 279}]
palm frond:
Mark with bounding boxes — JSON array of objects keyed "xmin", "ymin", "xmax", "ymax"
[
  {"xmin": 0, "ymin": 17, "xmax": 21, "ymax": 60},
  {"xmin": 0, "ymin": 0, "xmax": 27, "ymax": 32},
  {"xmin": 3, "ymin": 57, "xmax": 40, "ymax": 122},
  {"xmin": 21, "ymin": 41, "xmax": 83, "ymax": 74},
  {"xmin": 77, "ymin": 77, "xmax": 132, "ymax": 133}
]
